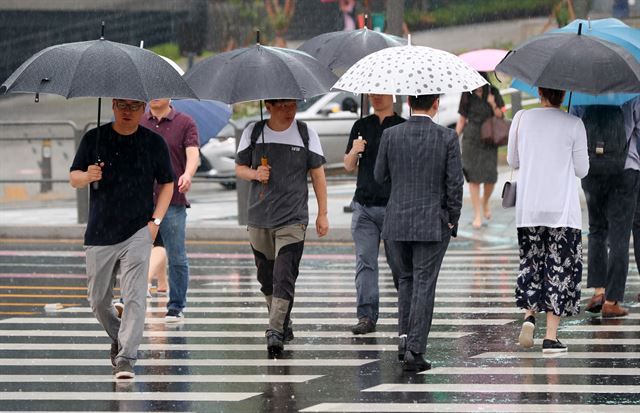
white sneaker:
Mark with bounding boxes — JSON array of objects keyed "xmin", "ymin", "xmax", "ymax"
[
  {"xmin": 165, "ymin": 309, "xmax": 184, "ymax": 323},
  {"xmin": 518, "ymin": 315, "xmax": 535, "ymax": 348}
]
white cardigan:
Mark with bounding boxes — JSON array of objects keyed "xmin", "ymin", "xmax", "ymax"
[{"xmin": 507, "ymin": 108, "xmax": 589, "ymax": 230}]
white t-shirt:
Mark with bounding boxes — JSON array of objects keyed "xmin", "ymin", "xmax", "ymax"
[{"xmin": 507, "ymin": 108, "xmax": 589, "ymax": 229}]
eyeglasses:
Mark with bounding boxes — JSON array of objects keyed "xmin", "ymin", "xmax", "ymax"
[{"xmin": 115, "ymin": 101, "xmax": 144, "ymax": 111}]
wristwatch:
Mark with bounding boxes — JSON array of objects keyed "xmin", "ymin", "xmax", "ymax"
[{"xmin": 150, "ymin": 217, "xmax": 162, "ymax": 226}]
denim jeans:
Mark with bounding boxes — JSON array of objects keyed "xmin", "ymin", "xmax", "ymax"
[
  {"xmin": 351, "ymin": 201, "xmax": 397, "ymax": 324},
  {"xmin": 582, "ymin": 169, "xmax": 640, "ymax": 302},
  {"xmin": 160, "ymin": 205, "xmax": 189, "ymax": 312}
]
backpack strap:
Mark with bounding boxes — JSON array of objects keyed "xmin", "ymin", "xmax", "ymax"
[
  {"xmin": 296, "ymin": 120, "xmax": 309, "ymax": 149},
  {"xmin": 249, "ymin": 120, "xmax": 268, "ymax": 148}
]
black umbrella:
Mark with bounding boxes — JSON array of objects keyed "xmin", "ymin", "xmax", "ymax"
[
  {"xmin": 183, "ymin": 35, "xmax": 337, "ymax": 104},
  {"xmin": 299, "ymin": 22, "xmax": 406, "ymax": 121},
  {"xmin": 298, "ymin": 26, "xmax": 406, "ymax": 74},
  {"xmin": 496, "ymin": 24, "xmax": 640, "ymax": 96},
  {"xmin": 1, "ymin": 24, "xmax": 197, "ymax": 189}
]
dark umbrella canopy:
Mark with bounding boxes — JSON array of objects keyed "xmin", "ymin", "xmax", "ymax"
[
  {"xmin": 183, "ymin": 44, "xmax": 338, "ymax": 104},
  {"xmin": 0, "ymin": 39, "xmax": 197, "ymax": 100},
  {"xmin": 298, "ymin": 27, "xmax": 406, "ymax": 73},
  {"xmin": 496, "ymin": 31, "xmax": 640, "ymax": 94}
]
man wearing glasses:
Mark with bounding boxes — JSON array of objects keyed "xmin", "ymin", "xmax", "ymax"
[
  {"xmin": 235, "ymin": 98, "xmax": 329, "ymax": 355},
  {"xmin": 70, "ymin": 99, "xmax": 175, "ymax": 379}
]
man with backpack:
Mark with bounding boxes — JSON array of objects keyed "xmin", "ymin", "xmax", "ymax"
[
  {"xmin": 235, "ymin": 99, "xmax": 329, "ymax": 355},
  {"xmin": 572, "ymin": 101, "xmax": 640, "ymax": 317}
]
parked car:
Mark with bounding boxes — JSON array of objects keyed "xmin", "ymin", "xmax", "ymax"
[
  {"xmin": 195, "ymin": 122, "xmax": 238, "ymax": 189},
  {"xmin": 198, "ymin": 91, "xmax": 463, "ymax": 186}
]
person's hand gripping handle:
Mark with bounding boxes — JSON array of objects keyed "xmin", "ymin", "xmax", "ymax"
[{"xmin": 258, "ymin": 156, "xmax": 270, "ymax": 200}]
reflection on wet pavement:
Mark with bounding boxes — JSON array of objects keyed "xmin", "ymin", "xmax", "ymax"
[{"xmin": 0, "ymin": 239, "xmax": 638, "ymax": 412}]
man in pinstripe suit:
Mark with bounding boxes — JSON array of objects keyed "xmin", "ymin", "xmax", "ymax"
[{"xmin": 374, "ymin": 94, "xmax": 464, "ymax": 372}]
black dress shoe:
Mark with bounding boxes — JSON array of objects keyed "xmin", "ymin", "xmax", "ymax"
[
  {"xmin": 402, "ymin": 350, "xmax": 431, "ymax": 372},
  {"xmin": 397, "ymin": 335, "xmax": 407, "ymax": 361}
]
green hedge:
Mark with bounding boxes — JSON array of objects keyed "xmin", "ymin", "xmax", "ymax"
[{"xmin": 405, "ymin": 0, "xmax": 558, "ymax": 30}]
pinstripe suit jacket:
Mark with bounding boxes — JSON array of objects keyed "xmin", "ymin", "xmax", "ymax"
[{"xmin": 374, "ymin": 116, "xmax": 464, "ymax": 241}]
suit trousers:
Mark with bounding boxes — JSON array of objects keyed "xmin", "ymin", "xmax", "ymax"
[
  {"xmin": 386, "ymin": 233, "xmax": 450, "ymax": 355},
  {"xmin": 582, "ymin": 169, "xmax": 640, "ymax": 301},
  {"xmin": 633, "ymin": 188, "xmax": 640, "ymax": 274}
]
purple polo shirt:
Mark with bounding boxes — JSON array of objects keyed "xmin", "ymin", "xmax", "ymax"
[{"xmin": 140, "ymin": 107, "xmax": 199, "ymax": 207}]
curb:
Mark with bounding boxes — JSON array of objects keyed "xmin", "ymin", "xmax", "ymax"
[{"xmin": 0, "ymin": 225, "xmax": 355, "ymax": 243}]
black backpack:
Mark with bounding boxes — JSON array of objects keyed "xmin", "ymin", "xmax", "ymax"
[
  {"xmin": 581, "ymin": 105, "xmax": 628, "ymax": 176},
  {"xmin": 248, "ymin": 120, "xmax": 310, "ymax": 166}
]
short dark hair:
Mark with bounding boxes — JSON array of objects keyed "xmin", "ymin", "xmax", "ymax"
[
  {"xmin": 264, "ymin": 99, "xmax": 296, "ymax": 105},
  {"xmin": 408, "ymin": 94, "xmax": 440, "ymax": 111},
  {"xmin": 538, "ymin": 87, "xmax": 565, "ymax": 107}
]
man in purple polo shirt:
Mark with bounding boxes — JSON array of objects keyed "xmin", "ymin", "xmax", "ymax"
[{"xmin": 140, "ymin": 99, "xmax": 199, "ymax": 322}]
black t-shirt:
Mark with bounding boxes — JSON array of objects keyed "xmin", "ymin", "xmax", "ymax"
[
  {"xmin": 345, "ymin": 113, "xmax": 405, "ymax": 206},
  {"xmin": 70, "ymin": 123, "xmax": 175, "ymax": 246}
]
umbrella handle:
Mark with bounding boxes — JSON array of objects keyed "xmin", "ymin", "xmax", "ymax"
[
  {"xmin": 259, "ymin": 156, "xmax": 268, "ymax": 200},
  {"xmin": 91, "ymin": 160, "xmax": 100, "ymax": 190}
]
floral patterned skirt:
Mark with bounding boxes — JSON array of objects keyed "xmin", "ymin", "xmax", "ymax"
[{"xmin": 515, "ymin": 226, "xmax": 582, "ymax": 317}]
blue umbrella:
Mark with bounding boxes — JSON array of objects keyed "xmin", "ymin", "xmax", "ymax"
[
  {"xmin": 509, "ymin": 19, "xmax": 640, "ymax": 106},
  {"xmin": 171, "ymin": 99, "xmax": 232, "ymax": 146}
]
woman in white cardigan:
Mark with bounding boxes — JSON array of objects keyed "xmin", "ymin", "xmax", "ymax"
[{"xmin": 507, "ymin": 87, "xmax": 589, "ymax": 353}]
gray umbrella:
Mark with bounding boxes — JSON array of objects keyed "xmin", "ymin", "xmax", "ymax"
[
  {"xmin": 183, "ymin": 43, "xmax": 338, "ymax": 104},
  {"xmin": 1, "ymin": 30, "xmax": 197, "ymax": 190},
  {"xmin": 298, "ymin": 27, "xmax": 406, "ymax": 74},
  {"xmin": 495, "ymin": 26, "xmax": 640, "ymax": 95},
  {"xmin": 0, "ymin": 39, "xmax": 197, "ymax": 101}
]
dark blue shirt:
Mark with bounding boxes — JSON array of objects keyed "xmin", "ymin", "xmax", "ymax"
[{"xmin": 70, "ymin": 123, "xmax": 175, "ymax": 246}]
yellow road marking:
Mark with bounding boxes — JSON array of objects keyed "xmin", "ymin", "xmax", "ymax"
[
  {"xmin": 0, "ymin": 311, "xmax": 37, "ymax": 315},
  {"xmin": 0, "ymin": 302, "xmax": 81, "ymax": 307},
  {"xmin": 0, "ymin": 294, "xmax": 87, "ymax": 299},
  {"xmin": 0, "ymin": 285, "xmax": 95, "ymax": 291}
]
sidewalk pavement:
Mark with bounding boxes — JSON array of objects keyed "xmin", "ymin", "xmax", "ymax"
[{"xmin": 0, "ymin": 165, "xmax": 589, "ymax": 247}]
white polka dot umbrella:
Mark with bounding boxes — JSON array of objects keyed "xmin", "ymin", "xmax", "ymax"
[{"xmin": 332, "ymin": 42, "xmax": 487, "ymax": 95}]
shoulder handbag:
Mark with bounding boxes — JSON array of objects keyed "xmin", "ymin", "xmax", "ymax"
[
  {"xmin": 501, "ymin": 113, "xmax": 522, "ymax": 208},
  {"xmin": 481, "ymin": 115, "xmax": 512, "ymax": 146}
]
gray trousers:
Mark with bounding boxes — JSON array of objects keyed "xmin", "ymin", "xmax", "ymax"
[
  {"xmin": 351, "ymin": 201, "xmax": 397, "ymax": 324},
  {"xmin": 85, "ymin": 226, "xmax": 151, "ymax": 366},
  {"xmin": 386, "ymin": 233, "xmax": 450, "ymax": 355}
]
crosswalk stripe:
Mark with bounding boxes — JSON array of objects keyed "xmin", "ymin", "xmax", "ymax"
[
  {"xmin": 0, "ymin": 358, "xmax": 378, "ymax": 367},
  {"xmin": 186, "ymin": 287, "xmax": 517, "ymax": 293},
  {"xmin": 147, "ymin": 296, "xmax": 521, "ymax": 303},
  {"xmin": 0, "ymin": 374, "xmax": 322, "ymax": 383},
  {"xmin": 0, "ymin": 343, "xmax": 399, "ymax": 351},
  {"xmin": 0, "ymin": 391, "xmax": 260, "ymax": 401},
  {"xmin": 363, "ymin": 383, "xmax": 640, "ymax": 393},
  {"xmin": 472, "ymin": 352, "xmax": 640, "ymax": 359},
  {"xmin": 299, "ymin": 403, "xmax": 640, "ymax": 412},
  {"xmin": 0, "ymin": 317, "xmax": 516, "ymax": 325},
  {"xmin": 532, "ymin": 338, "xmax": 640, "ymax": 345},
  {"xmin": 57, "ymin": 306, "xmax": 524, "ymax": 314},
  {"xmin": 561, "ymin": 325, "xmax": 640, "ymax": 332},
  {"xmin": 423, "ymin": 367, "xmax": 640, "ymax": 375},
  {"xmin": 0, "ymin": 330, "xmax": 470, "ymax": 339}
]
